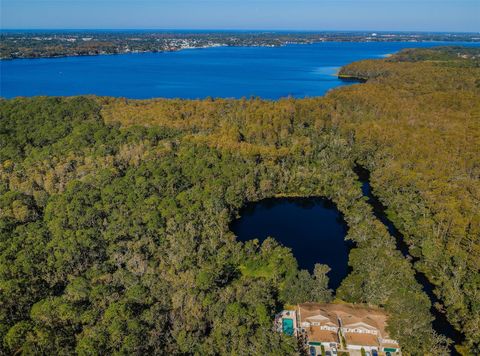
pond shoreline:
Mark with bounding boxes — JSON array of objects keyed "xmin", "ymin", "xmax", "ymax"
[{"xmin": 230, "ymin": 196, "xmax": 352, "ymax": 291}]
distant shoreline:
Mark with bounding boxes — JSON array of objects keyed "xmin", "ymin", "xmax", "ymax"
[
  {"xmin": 3, "ymin": 41, "xmax": 479, "ymax": 61},
  {"xmin": 0, "ymin": 44, "xmax": 233, "ymax": 61},
  {"xmin": 2, "ymin": 30, "xmax": 480, "ymax": 60}
]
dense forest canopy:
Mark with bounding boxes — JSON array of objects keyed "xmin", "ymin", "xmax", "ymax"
[{"xmin": 1, "ymin": 47, "xmax": 479, "ymax": 355}]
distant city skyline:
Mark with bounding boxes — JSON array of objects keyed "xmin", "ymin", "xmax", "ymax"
[{"xmin": 1, "ymin": 0, "xmax": 479, "ymax": 32}]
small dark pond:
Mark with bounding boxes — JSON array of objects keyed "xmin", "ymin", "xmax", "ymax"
[{"xmin": 230, "ymin": 197, "xmax": 351, "ymax": 290}]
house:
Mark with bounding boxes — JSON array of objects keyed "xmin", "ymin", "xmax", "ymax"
[
  {"xmin": 292, "ymin": 303, "xmax": 401, "ymax": 355},
  {"xmin": 335, "ymin": 305, "xmax": 382, "ymax": 352},
  {"xmin": 334, "ymin": 304, "xmax": 400, "ymax": 353},
  {"xmin": 298, "ymin": 303, "xmax": 340, "ymax": 352}
]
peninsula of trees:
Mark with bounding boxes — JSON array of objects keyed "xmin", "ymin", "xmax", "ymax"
[{"xmin": 1, "ymin": 47, "xmax": 479, "ymax": 355}]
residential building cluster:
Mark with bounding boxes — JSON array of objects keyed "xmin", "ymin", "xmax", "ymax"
[{"xmin": 276, "ymin": 303, "xmax": 401, "ymax": 356}]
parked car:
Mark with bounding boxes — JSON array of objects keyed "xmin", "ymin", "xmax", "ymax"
[
  {"xmin": 331, "ymin": 347, "xmax": 338, "ymax": 355},
  {"xmin": 325, "ymin": 352, "xmax": 332, "ymax": 356},
  {"xmin": 372, "ymin": 350, "xmax": 378, "ymax": 356},
  {"xmin": 309, "ymin": 346, "xmax": 316, "ymax": 356}
]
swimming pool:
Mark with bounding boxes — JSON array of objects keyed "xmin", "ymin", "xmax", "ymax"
[{"xmin": 282, "ymin": 318, "xmax": 294, "ymax": 336}]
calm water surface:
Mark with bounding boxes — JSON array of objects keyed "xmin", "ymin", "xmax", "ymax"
[
  {"xmin": 2, "ymin": 41, "xmax": 479, "ymax": 99},
  {"xmin": 230, "ymin": 197, "xmax": 350, "ymax": 290}
]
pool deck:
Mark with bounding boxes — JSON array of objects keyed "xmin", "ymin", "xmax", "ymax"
[{"xmin": 275, "ymin": 309, "xmax": 298, "ymax": 337}]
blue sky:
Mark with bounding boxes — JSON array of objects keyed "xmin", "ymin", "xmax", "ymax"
[{"xmin": 1, "ymin": 0, "xmax": 479, "ymax": 32}]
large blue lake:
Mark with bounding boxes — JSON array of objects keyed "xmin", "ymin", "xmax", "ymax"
[{"xmin": 2, "ymin": 41, "xmax": 479, "ymax": 99}]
